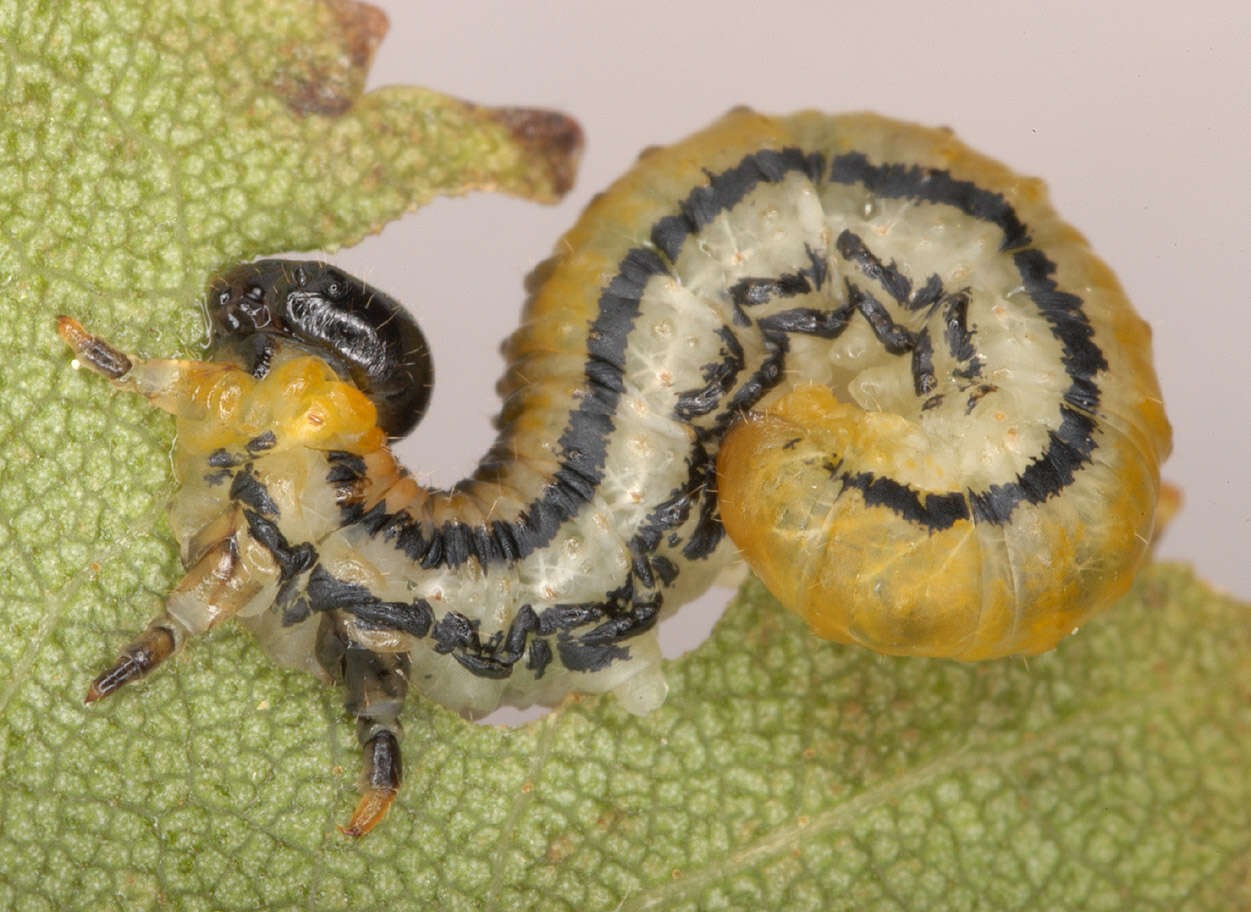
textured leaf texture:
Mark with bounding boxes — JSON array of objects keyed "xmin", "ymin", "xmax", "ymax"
[{"xmin": 1, "ymin": 2, "xmax": 1249, "ymax": 911}]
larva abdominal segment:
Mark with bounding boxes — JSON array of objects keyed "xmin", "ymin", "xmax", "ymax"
[{"xmin": 63, "ymin": 109, "xmax": 1171, "ymax": 835}]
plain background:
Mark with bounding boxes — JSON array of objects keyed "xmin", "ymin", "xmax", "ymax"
[{"xmin": 324, "ymin": 1, "xmax": 1250, "ymax": 685}]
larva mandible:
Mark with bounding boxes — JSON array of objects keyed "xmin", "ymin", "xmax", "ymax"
[{"xmin": 60, "ymin": 108, "xmax": 1171, "ymax": 836}]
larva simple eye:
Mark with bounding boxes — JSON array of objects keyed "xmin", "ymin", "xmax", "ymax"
[
  {"xmin": 207, "ymin": 259, "xmax": 434, "ymax": 439},
  {"xmin": 63, "ymin": 108, "xmax": 1170, "ymax": 836}
]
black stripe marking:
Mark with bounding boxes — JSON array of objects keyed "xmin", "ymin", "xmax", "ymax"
[
  {"xmin": 651, "ymin": 148, "xmax": 825, "ymax": 261},
  {"xmin": 675, "ymin": 326, "xmax": 746, "ymax": 420},
  {"xmin": 965, "ymin": 383, "xmax": 998, "ymax": 414},
  {"xmin": 728, "ymin": 243, "xmax": 830, "ymax": 325},
  {"xmin": 911, "ymin": 329, "xmax": 937, "ymax": 396},
  {"xmin": 230, "ymin": 465, "xmax": 280, "ymax": 517},
  {"xmin": 836, "ymin": 229, "xmax": 912, "ymax": 304},
  {"xmin": 243, "ymin": 509, "xmax": 317, "ymax": 581},
  {"xmin": 942, "ymin": 291, "xmax": 977, "ymax": 369},
  {"xmin": 846, "ymin": 280, "xmax": 919, "ymax": 355},
  {"xmin": 823, "ymin": 152, "xmax": 1106, "ymax": 525},
  {"xmin": 830, "ymin": 152, "xmax": 1030, "ymax": 251},
  {"xmin": 245, "ymin": 431, "xmax": 277, "ymax": 454},
  {"xmin": 326, "ymin": 450, "xmax": 367, "ymax": 483},
  {"xmin": 827, "ymin": 462, "xmax": 971, "ymax": 532},
  {"xmin": 306, "ymin": 566, "xmax": 433, "ymax": 639},
  {"xmin": 208, "ymin": 448, "xmax": 242, "ymax": 468},
  {"xmin": 909, "ymin": 274, "xmax": 944, "ymax": 312},
  {"xmin": 756, "ymin": 306, "xmax": 853, "ymax": 339},
  {"xmin": 527, "ymin": 638, "xmax": 553, "ymax": 678},
  {"xmin": 353, "ymin": 148, "xmax": 824, "ymax": 570}
]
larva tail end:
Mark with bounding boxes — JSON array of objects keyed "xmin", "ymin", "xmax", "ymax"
[{"xmin": 719, "ymin": 384, "xmax": 1168, "ymax": 660}]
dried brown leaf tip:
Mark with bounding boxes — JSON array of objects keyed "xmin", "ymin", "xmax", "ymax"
[
  {"xmin": 489, "ymin": 107, "xmax": 585, "ymax": 196},
  {"xmin": 273, "ymin": 0, "xmax": 389, "ymax": 116}
]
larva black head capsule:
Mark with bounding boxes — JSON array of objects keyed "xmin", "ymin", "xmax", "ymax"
[{"xmin": 207, "ymin": 259, "xmax": 433, "ymax": 439}]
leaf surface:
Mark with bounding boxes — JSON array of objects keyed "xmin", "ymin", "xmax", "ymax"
[{"xmin": 1, "ymin": 3, "xmax": 1249, "ymax": 910}]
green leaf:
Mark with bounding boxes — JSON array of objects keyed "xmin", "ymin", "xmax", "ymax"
[{"xmin": 2, "ymin": 3, "xmax": 1249, "ymax": 911}]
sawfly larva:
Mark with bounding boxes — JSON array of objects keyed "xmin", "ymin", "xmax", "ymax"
[{"xmin": 60, "ymin": 108, "xmax": 1172, "ymax": 835}]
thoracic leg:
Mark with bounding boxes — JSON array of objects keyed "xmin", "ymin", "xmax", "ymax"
[
  {"xmin": 85, "ymin": 617, "xmax": 182, "ymax": 703},
  {"xmin": 316, "ymin": 615, "xmax": 410, "ymax": 836},
  {"xmin": 86, "ymin": 513, "xmax": 276, "ymax": 702}
]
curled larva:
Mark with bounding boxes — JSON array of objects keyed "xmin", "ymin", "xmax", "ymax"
[{"xmin": 60, "ymin": 108, "xmax": 1171, "ymax": 836}]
